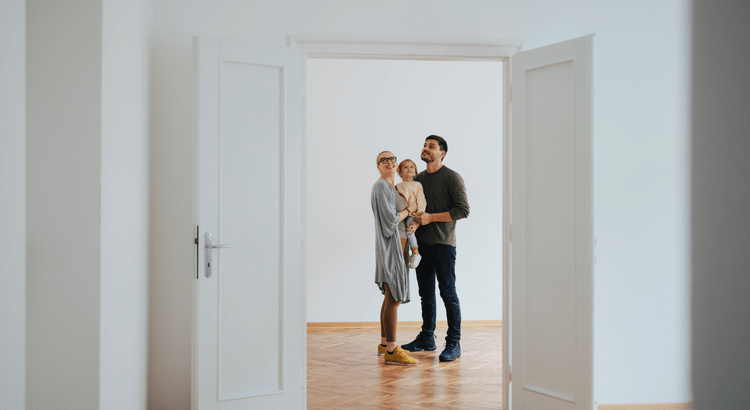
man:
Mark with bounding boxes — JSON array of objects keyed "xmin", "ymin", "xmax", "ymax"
[{"xmin": 401, "ymin": 135, "xmax": 470, "ymax": 362}]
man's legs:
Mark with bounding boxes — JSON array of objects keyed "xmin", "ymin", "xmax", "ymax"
[
  {"xmin": 401, "ymin": 243, "xmax": 437, "ymax": 352},
  {"xmin": 434, "ymin": 245, "xmax": 461, "ymax": 344},
  {"xmin": 416, "ymin": 243, "xmax": 437, "ymax": 336},
  {"xmin": 401, "ymin": 243, "xmax": 461, "ymax": 359}
]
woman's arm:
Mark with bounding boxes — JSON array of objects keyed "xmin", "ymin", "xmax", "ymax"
[{"xmin": 372, "ymin": 181, "xmax": 408, "ymax": 237}]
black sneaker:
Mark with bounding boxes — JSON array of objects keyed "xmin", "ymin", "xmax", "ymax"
[
  {"xmin": 439, "ymin": 342, "xmax": 461, "ymax": 362},
  {"xmin": 400, "ymin": 332, "xmax": 437, "ymax": 352}
]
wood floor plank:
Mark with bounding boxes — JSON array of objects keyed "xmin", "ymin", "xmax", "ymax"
[{"xmin": 308, "ymin": 327, "xmax": 503, "ymax": 409}]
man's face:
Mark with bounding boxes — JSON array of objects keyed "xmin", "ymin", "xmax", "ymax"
[{"xmin": 420, "ymin": 139, "xmax": 444, "ymax": 163}]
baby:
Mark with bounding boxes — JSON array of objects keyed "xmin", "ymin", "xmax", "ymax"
[{"xmin": 396, "ymin": 159, "xmax": 427, "ymax": 269}]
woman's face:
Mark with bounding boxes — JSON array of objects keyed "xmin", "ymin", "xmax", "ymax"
[
  {"xmin": 377, "ymin": 152, "xmax": 398, "ymax": 177},
  {"xmin": 400, "ymin": 161, "xmax": 417, "ymax": 179}
]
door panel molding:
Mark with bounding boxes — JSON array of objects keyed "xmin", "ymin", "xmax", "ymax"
[
  {"xmin": 194, "ymin": 37, "xmax": 303, "ymax": 410},
  {"xmin": 510, "ymin": 34, "xmax": 594, "ymax": 410}
]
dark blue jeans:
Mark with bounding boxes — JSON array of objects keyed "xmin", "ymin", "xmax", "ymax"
[{"xmin": 415, "ymin": 243, "xmax": 461, "ymax": 343}]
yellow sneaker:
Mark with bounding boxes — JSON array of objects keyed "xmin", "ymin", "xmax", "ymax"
[
  {"xmin": 378, "ymin": 344, "xmax": 387, "ymax": 356},
  {"xmin": 384, "ymin": 346, "xmax": 418, "ymax": 366}
]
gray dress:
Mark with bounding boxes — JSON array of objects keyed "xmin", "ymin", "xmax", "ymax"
[{"xmin": 371, "ymin": 178, "xmax": 410, "ymax": 303}]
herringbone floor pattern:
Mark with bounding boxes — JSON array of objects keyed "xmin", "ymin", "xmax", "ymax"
[{"xmin": 308, "ymin": 326, "xmax": 503, "ymax": 410}]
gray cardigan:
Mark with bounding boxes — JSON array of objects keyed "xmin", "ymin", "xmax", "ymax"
[{"xmin": 371, "ymin": 178, "xmax": 410, "ymax": 303}]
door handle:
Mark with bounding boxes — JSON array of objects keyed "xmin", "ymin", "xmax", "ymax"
[{"xmin": 204, "ymin": 231, "xmax": 230, "ymax": 278}]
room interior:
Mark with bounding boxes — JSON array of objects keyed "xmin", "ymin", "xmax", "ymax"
[{"xmin": 5, "ymin": 1, "xmax": 747, "ymax": 409}]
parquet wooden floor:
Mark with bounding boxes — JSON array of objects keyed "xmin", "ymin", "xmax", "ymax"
[{"xmin": 308, "ymin": 325, "xmax": 503, "ymax": 410}]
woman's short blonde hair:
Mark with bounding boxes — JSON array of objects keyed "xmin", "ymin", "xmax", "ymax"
[{"xmin": 376, "ymin": 151, "xmax": 394, "ymax": 165}]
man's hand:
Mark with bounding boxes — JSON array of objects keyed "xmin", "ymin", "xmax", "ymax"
[
  {"xmin": 413, "ymin": 211, "xmax": 432, "ymax": 226},
  {"xmin": 414, "ymin": 211, "xmax": 452, "ymax": 225}
]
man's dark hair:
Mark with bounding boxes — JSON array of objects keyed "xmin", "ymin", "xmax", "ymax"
[{"xmin": 426, "ymin": 135, "xmax": 448, "ymax": 158}]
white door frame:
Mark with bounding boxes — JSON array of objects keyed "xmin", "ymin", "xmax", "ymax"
[{"xmin": 288, "ymin": 35, "xmax": 521, "ymax": 410}]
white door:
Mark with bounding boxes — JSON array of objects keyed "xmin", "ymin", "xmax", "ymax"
[
  {"xmin": 510, "ymin": 34, "xmax": 594, "ymax": 410},
  {"xmin": 194, "ymin": 37, "xmax": 304, "ymax": 410}
]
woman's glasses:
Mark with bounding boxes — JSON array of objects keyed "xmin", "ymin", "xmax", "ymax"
[{"xmin": 378, "ymin": 157, "xmax": 397, "ymax": 164}]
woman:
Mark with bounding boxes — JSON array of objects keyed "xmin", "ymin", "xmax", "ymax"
[{"xmin": 371, "ymin": 151, "xmax": 417, "ymax": 366}]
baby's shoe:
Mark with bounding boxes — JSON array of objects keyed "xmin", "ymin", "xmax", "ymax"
[{"xmin": 409, "ymin": 253, "xmax": 421, "ymax": 269}]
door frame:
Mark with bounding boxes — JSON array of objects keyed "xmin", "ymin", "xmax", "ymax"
[{"xmin": 289, "ymin": 35, "xmax": 521, "ymax": 410}]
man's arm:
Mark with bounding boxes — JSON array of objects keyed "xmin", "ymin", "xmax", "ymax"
[
  {"xmin": 413, "ymin": 171, "xmax": 469, "ymax": 226},
  {"xmin": 413, "ymin": 211, "xmax": 451, "ymax": 225},
  {"xmin": 446, "ymin": 172, "xmax": 470, "ymax": 221}
]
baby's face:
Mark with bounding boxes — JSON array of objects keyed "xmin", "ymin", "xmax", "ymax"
[{"xmin": 400, "ymin": 162, "xmax": 417, "ymax": 179}]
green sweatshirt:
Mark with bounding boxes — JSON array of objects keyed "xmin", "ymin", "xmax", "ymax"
[{"xmin": 413, "ymin": 165, "xmax": 470, "ymax": 247}]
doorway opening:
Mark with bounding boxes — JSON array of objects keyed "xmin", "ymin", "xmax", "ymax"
[
  {"xmin": 302, "ymin": 53, "xmax": 508, "ymax": 408},
  {"xmin": 305, "ymin": 58, "xmax": 504, "ymax": 324}
]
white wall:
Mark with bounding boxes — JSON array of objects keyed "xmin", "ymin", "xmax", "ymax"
[
  {"xmin": 520, "ymin": 0, "xmax": 692, "ymax": 405},
  {"xmin": 150, "ymin": 2, "xmax": 525, "ymax": 408},
  {"xmin": 0, "ymin": 1, "xmax": 26, "ymax": 408},
  {"xmin": 150, "ymin": 0, "xmax": 690, "ymax": 407},
  {"xmin": 100, "ymin": 0, "xmax": 152, "ymax": 409},
  {"xmin": 691, "ymin": 0, "xmax": 750, "ymax": 408},
  {"xmin": 27, "ymin": 2, "xmax": 103, "ymax": 407},
  {"xmin": 306, "ymin": 59, "xmax": 503, "ymax": 323},
  {"xmin": 26, "ymin": 1, "xmax": 151, "ymax": 408}
]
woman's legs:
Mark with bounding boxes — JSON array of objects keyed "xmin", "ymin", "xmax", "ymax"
[
  {"xmin": 380, "ymin": 298, "xmax": 387, "ymax": 345},
  {"xmin": 380, "ymin": 240, "xmax": 407, "ymax": 350},
  {"xmin": 401, "ymin": 238, "xmax": 409, "ymax": 269},
  {"xmin": 381, "ymin": 240, "xmax": 406, "ymax": 348},
  {"xmin": 380, "ymin": 282, "xmax": 417, "ymax": 365},
  {"xmin": 382, "ymin": 282, "xmax": 402, "ymax": 351}
]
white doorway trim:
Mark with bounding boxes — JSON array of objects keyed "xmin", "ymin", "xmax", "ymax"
[
  {"xmin": 289, "ymin": 35, "xmax": 521, "ymax": 60},
  {"xmin": 289, "ymin": 35, "xmax": 521, "ymax": 410}
]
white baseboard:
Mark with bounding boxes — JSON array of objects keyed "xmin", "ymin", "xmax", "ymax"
[
  {"xmin": 307, "ymin": 320, "xmax": 501, "ymax": 331},
  {"xmin": 598, "ymin": 403, "xmax": 692, "ymax": 410}
]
